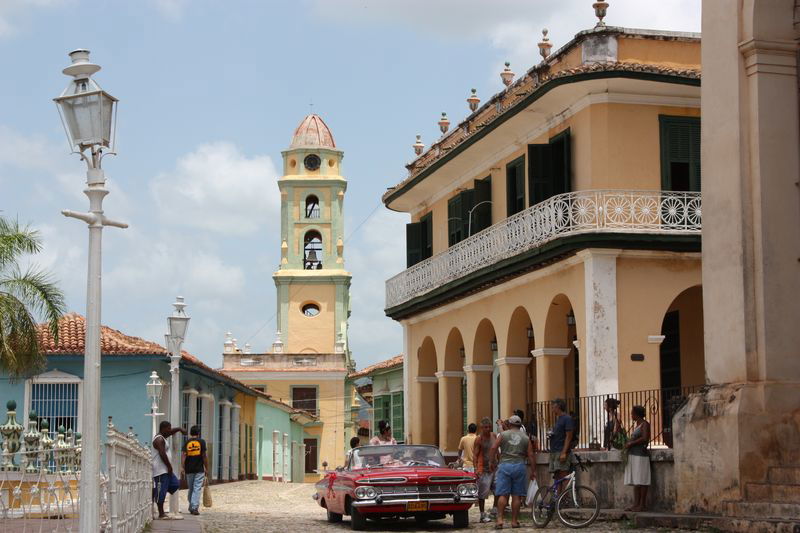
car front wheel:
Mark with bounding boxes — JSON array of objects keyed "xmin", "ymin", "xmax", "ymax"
[
  {"xmin": 350, "ymin": 506, "xmax": 367, "ymax": 531},
  {"xmin": 453, "ymin": 510, "xmax": 469, "ymax": 528},
  {"xmin": 327, "ymin": 508, "xmax": 343, "ymax": 523}
]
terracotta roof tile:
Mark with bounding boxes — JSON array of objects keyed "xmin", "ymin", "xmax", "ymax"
[
  {"xmin": 35, "ymin": 313, "xmax": 291, "ymax": 407},
  {"xmin": 37, "ymin": 313, "xmax": 168, "ymax": 356},
  {"xmin": 349, "ymin": 354, "xmax": 403, "ymax": 379}
]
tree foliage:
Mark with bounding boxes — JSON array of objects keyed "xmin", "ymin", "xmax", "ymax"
[{"xmin": 0, "ymin": 216, "xmax": 66, "ymax": 378}]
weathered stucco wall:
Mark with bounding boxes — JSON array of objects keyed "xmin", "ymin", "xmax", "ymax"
[{"xmin": 534, "ymin": 449, "xmax": 677, "ymax": 512}]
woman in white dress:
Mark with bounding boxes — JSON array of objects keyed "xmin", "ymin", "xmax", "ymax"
[{"xmin": 624, "ymin": 405, "xmax": 651, "ymax": 512}]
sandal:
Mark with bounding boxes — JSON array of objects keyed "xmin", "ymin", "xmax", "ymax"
[{"xmin": 494, "ymin": 525, "xmax": 504, "ymax": 530}]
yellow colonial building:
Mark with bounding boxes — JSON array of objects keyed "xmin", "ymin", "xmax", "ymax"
[
  {"xmin": 222, "ymin": 114, "xmax": 352, "ymax": 480},
  {"xmin": 385, "ymin": 19, "xmax": 705, "ymax": 456}
]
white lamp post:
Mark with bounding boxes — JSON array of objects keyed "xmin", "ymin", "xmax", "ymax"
[
  {"xmin": 55, "ymin": 49, "xmax": 127, "ymax": 533},
  {"xmin": 146, "ymin": 371, "xmax": 164, "ymax": 441},
  {"xmin": 165, "ymin": 296, "xmax": 190, "ymax": 516}
]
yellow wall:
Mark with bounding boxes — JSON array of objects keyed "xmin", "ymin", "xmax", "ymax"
[
  {"xmin": 412, "ymin": 103, "xmax": 700, "ymax": 256},
  {"xmin": 286, "ymin": 283, "xmax": 336, "ymax": 353},
  {"xmin": 242, "ymin": 377, "xmax": 346, "ymax": 478},
  {"xmin": 617, "ymin": 37, "xmax": 701, "ymax": 69},
  {"xmin": 234, "ymin": 393, "xmax": 257, "ymax": 478}
]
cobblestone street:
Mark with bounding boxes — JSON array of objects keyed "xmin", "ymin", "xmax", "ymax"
[{"xmin": 196, "ymin": 481, "xmax": 686, "ymax": 532}]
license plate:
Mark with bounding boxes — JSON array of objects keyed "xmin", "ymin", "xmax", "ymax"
[{"xmin": 406, "ymin": 501, "xmax": 429, "ymax": 512}]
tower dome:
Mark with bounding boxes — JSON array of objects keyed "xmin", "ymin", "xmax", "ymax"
[{"xmin": 290, "ymin": 114, "xmax": 336, "ymax": 149}]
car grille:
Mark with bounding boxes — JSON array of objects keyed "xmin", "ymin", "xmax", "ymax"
[{"xmin": 375, "ymin": 485, "xmax": 457, "ymax": 501}]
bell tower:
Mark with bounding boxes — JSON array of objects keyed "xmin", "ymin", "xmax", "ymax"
[{"xmin": 274, "ymin": 114, "xmax": 352, "ymax": 363}]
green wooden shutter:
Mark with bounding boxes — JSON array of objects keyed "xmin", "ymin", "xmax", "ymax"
[
  {"xmin": 420, "ymin": 213, "xmax": 433, "ymax": 260},
  {"xmin": 459, "ymin": 189, "xmax": 475, "ymax": 238},
  {"xmin": 406, "ymin": 222, "xmax": 421, "ymax": 267},
  {"xmin": 448, "ymin": 195, "xmax": 462, "ymax": 246},
  {"xmin": 660, "ymin": 116, "xmax": 701, "ymax": 192},
  {"xmin": 373, "ymin": 396, "xmax": 384, "ymax": 434},
  {"xmin": 472, "ymin": 177, "xmax": 492, "ymax": 233},
  {"xmin": 507, "ymin": 157, "xmax": 526, "ymax": 216},
  {"xmin": 551, "ymin": 129, "xmax": 571, "ymax": 196},
  {"xmin": 391, "ymin": 392, "xmax": 404, "ymax": 443},
  {"xmin": 528, "ymin": 144, "xmax": 553, "ymax": 206}
]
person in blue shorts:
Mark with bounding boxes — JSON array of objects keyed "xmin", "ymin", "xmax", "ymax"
[{"xmin": 489, "ymin": 415, "xmax": 537, "ymax": 529}]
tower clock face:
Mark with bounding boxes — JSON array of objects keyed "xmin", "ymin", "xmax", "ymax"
[{"xmin": 304, "ymin": 154, "xmax": 321, "ymax": 171}]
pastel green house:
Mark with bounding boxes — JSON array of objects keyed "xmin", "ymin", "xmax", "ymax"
[{"xmin": 347, "ymin": 355, "xmax": 404, "ymax": 443}]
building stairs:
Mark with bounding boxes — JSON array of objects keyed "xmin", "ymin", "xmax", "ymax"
[{"xmin": 600, "ymin": 466, "xmax": 800, "ymax": 531}]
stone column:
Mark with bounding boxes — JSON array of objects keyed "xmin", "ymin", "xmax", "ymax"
[
  {"xmin": 532, "ymin": 348, "xmax": 570, "ymax": 402},
  {"xmin": 220, "ymin": 400, "xmax": 231, "ymax": 480},
  {"xmin": 200, "ymin": 393, "xmax": 215, "ymax": 479},
  {"xmin": 578, "ymin": 249, "xmax": 620, "ymax": 397},
  {"xmin": 413, "ymin": 377, "xmax": 438, "ymax": 445},
  {"xmin": 497, "ymin": 357, "xmax": 530, "ymax": 419},
  {"xmin": 464, "ymin": 365, "xmax": 493, "ymax": 426},
  {"xmin": 435, "ymin": 372, "xmax": 464, "ymax": 455},
  {"xmin": 674, "ymin": 0, "xmax": 800, "ymax": 516},
  {"xmin": 231, "ymin": 404, "xmax": 241, "ymax": 479}
]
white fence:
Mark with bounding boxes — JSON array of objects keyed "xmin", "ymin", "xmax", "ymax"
[
  {"xmin": 0, "ymin": 401, "xmax": 152, "ymax": 532},
  {"xmin": 386, "ymin": 189, "xmax": 702, "ymax": 308}
]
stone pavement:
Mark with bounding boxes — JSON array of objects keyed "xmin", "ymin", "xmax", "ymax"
[
  {"xmin": 196, "ymin": 480, "xmax": 696, "ymax": 532},
  {"xmin": 149, "ymin": 512, "xmax": 203, "ymax": 532}
]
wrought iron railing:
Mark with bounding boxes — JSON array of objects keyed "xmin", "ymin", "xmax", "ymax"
[
  {"xmin": 0, "ymin": 400, "xmax": 152, "ymax": 532},
  {"xmin": 529, "ymin": 385, "xmax": 704, "ymax": 451},
  {"xmin": 386, "ymin": 189, "xmax": 702, "ymax": 309}
]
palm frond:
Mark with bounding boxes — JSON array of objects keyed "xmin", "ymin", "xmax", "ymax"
[
  {"xmin": 0, "ymin": 216, "xmax": 42, "ymax": 270},
  {"xmin": 0, "ymin": 292, "xmax": 45, "ymax": 379},
  {"xmin": 0, "ymin": 266, "xmax": 67, "ymax": 343}
]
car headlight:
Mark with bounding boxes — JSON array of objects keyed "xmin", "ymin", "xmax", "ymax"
[
  {"xmin": 457, "ymin": 483, "xmax": 478, "ymax": 496},
  {"xmin": 355, "ymin": 486, "xmax": 378, "ymax": 500}
]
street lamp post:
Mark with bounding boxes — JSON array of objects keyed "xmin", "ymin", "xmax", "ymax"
[
  {"xmin": 146, "ymin": 371, "xmax": 165, "ymax": 441},
  {"xmin": 55, "ymin": 49, "xmax": 127, "ymax": 532},
  {"xmin": 467, "ymin": 200, "xmax": 493, "ymax": 238},
  {"xmin": 165, "ymin": 296, "xmax": 190, "ymax": 516}
]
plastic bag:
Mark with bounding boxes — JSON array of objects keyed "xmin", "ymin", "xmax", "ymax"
[{"xmin": 525, "ymin": 478, "xmax": 539, "ymax": 506}]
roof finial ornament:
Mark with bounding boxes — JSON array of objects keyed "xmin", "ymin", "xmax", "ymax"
[
  {"xmin": 467, "ymin": 88, "xmax": 480, "ymax": 112},
  {"xmin": 412, "ymin": 134, "xmax": 424, "ymax": 156},
  {"xmin": 438, "ymin": 112, "xmax": 450, "ymax": 134},
  {"xmin": 538, "ymin": 29, "xmax": 553, "ymax": 60},
  {"xmin": 593, "ymin": 1, "xmax": 609, "ymax": 27},
  {"xmin": 501, "ymin": 62, "xmax": 515, "ymax": 87}
]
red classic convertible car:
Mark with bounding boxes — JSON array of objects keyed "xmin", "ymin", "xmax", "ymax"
[{"xmin": 313, "ymin": 444, "xmax": 478, "ymax": 530}]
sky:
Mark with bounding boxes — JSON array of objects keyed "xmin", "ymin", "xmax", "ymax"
[{"xmin": 0, "ymin": 0, "xmax": 700, "ymax": 371}]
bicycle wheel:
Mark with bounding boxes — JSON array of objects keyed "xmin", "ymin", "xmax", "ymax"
[
  {"xmin": 556, "ymin": 485, "xmax": 600, "ymax": 528},
  {"xmin": 531, "ymin": 485, "xmax": 555, "ymax": 528}
]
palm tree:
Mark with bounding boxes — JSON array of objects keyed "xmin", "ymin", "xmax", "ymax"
[{"xmin": 0, "ymin": 216, "xmax": 66, "ymax": 378}]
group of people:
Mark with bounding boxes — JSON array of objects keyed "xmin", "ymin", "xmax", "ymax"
[
  {"xmin": 453, "ymin": 398, "xmax": 653, "ymax": 528},
  {"xmin": 151, "ymin": 420, "xmax": 209, "ymax": 519}
]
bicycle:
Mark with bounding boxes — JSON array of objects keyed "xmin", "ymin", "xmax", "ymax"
[{"xmin": 531, "ymin": 454, "xmax": 600, "ymax": 528}]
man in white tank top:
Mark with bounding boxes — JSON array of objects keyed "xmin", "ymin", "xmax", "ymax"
[{"xmin": 152, "ymin": 420, "xmax": 187, "ymax": 519}]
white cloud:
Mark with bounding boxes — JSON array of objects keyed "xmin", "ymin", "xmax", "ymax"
[
  {"xmin": 150, "ymin": 141, "xmax": 280, "ymax": 236},
  {"xmin": 346, "ymin": 208, "xmax": 407, "ymax": 368},
  {"xmin": 311, "ymin": 0, "xmax": 701, "ymax": 84},
  {"xmin": 148, "ymin": 0, "xmax": 189, "ymax": 21},
  {"xmin": 0, "ymin": 0, "xmax": 68, "ymax": 38}
]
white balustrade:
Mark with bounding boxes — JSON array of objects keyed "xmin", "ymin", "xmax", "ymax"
[
  {"xmin": 386, "ymin": 190, "xmax": 702, "ymax": 309},
  {"xmin": 105, "ymin": 417, "xmax": 152, "ymax": 533},
  {"xmin": 0, "ymin": 401, "xmax": 152, "ymax": 532}
]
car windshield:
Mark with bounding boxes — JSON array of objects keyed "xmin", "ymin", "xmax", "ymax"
[{"xmin": 350, "ymin": 445, "xmax": 446, "ymax": 469}]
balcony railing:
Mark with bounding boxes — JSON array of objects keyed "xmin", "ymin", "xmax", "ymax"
[
  {"xmin": 529, "ymin": 385, "xmax": 704, "ymax": 450},
  {"xmin": 386, "ymin": 189, "xmax": 702, "ymax": 309}
]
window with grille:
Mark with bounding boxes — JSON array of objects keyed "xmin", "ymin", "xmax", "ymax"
[
  {"xmin": 26, "ymin": 370, "xmax": 81, "ymax": 439},
  {"xmin": 292, "ymin": 387, "xmax": 318, "ymax": 416},
  {"xmin": 217, "ymin": 403, "xmax": 224, "ymax": 479}
]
